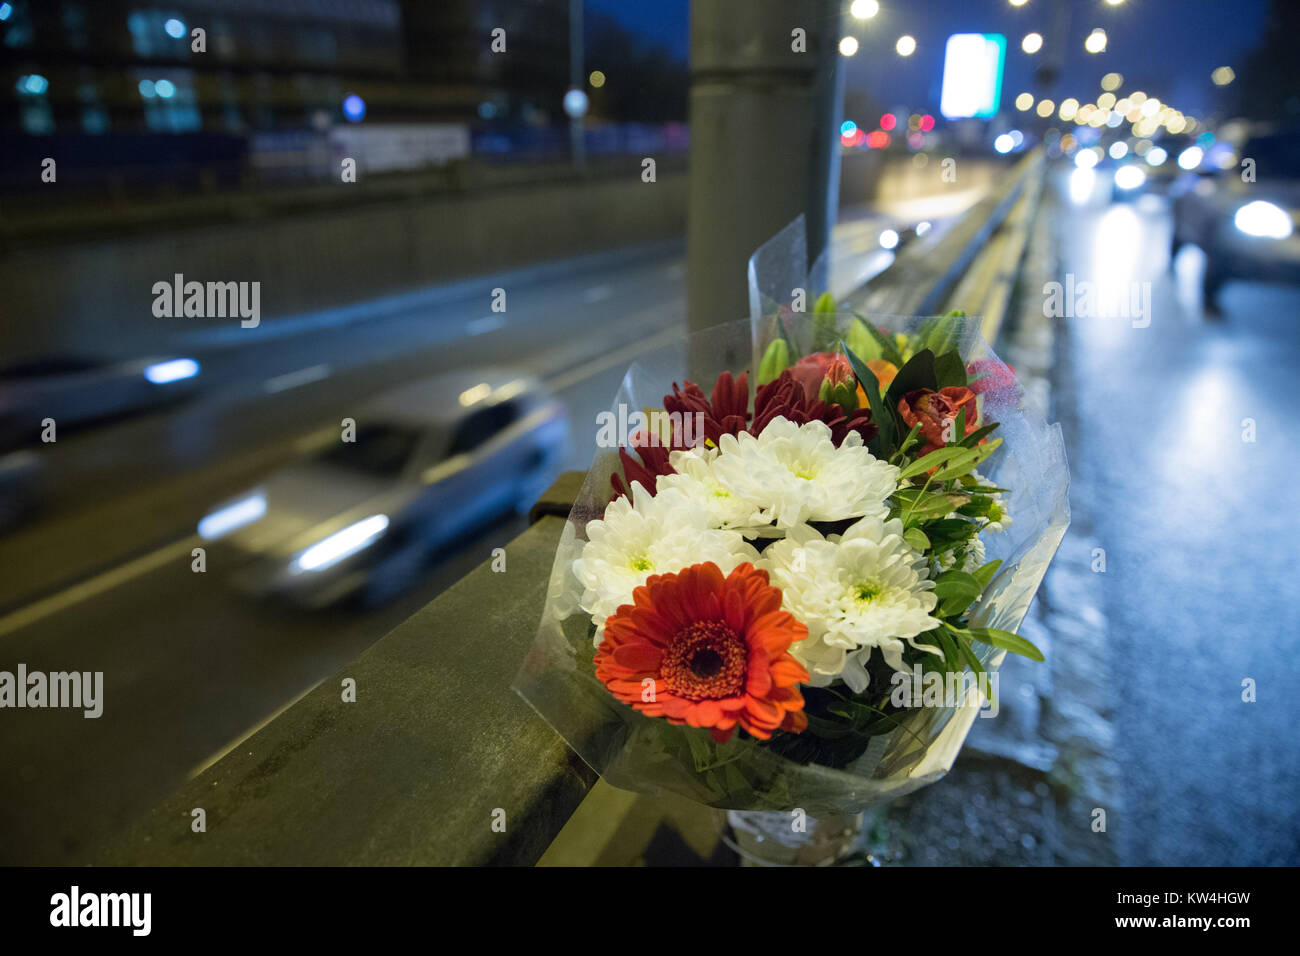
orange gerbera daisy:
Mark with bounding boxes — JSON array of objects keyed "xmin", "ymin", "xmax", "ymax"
[{"xmin": 594, "ymin": 562, "xmax": 810, "ymax": 743}]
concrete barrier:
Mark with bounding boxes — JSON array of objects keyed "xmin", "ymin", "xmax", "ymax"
[{"xmin": 0, "ymin": 166, "xmax": 688, "ymax": 361}]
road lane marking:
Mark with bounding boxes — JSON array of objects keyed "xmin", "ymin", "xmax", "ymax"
[
  {"xmin": 263, "ymin": 363, "xmax": 331, "ymax": 393},
  {"xmin": 544, "ymin": 323, "xmax": 685, "ymax": 394},
  {"xmin": 0, "ymin": 535, "xmax": 201, "ymax": 638}
]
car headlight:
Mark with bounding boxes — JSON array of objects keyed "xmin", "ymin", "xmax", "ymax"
[
  {"xmin": 144, "ymin": 358, "xmax": 200, "ymax": 384},
  {"xmin": 291, "ymin": 514, "xmax": 389, "ymax": 573},
  {"xmin": 198, "ymin": 493, "xmax": 266, "ymax": 539},
  {"xmin": 1114, "ymin": 165, "xmax": 1146, "ymax": 191},
  {"xmin": 1233, "ymin": 201, "xmax": 1293, "ymax": 239}
]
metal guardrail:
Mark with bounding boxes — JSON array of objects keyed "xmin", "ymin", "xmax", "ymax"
[
  {"xmin": 848, "ymin": 148, "xmax": 1045, "ymax": 342},
  {"xmin": 95, "ymin": 155, "xmax": 1047, "ymax": 867}
]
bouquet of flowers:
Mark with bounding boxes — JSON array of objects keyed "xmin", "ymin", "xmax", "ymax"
[{"xmin": 515, "ymin": 233, "xmax": 1068, "ymax": 818}]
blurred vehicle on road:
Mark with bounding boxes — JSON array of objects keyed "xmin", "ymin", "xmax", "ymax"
[
  {"xmin": 1171, "ymin": 129, "xmax": 1300, "ymax": 309},
  {"xmin": 0, "ymin": 354, "xmax": 201, "ymax": 451},
  {"xmin": 0, "ymin": 450, "xmax": 44, "ymax": 532},
  {"xmin": 198, "ymin": 369, "xmax": 568, "ymax": 607}
]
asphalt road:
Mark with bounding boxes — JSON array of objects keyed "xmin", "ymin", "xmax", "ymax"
[
  {"xmin": 0, "ymin": 202, "xmax": 952, "ymax": 864},
  {"xmin": 1053, "ymin": 177, "xmax": 1300, "ymax": 865}
]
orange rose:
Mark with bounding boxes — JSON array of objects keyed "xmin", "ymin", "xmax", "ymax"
[{"xmin": 897, "ymin": 386, "xmax": 980, "ymax": 457}]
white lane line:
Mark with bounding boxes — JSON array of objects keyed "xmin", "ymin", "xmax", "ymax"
[
  {"xmin": 263, "ymin": 363, "xmax": 332, "ymax": 393},
  {"xmin": 0, "ymin": 534, "xmax": 201, "ymax": 638},
  {"xmin": 582, "ymin": 284, "xmax": 614, "ymax": 303},
  {"xmin": 544, "ymin": 324, "xmax": 685, "ymax": 394},
  {"xmin": 466, "ymin": 314, "xmax": 507, "ymax": 335}
]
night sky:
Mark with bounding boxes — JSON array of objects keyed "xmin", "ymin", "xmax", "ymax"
[{"xmin": 587, "ymin": 0, "xmax": 1268, "ymax": 121}]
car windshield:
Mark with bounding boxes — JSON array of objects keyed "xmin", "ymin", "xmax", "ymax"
[{"xmin": 313, "ymin": 424, "xmax": 422, "ymax": 478}]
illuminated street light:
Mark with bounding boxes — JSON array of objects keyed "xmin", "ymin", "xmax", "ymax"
[
  {"xmin": 1104, "ymin": 0, "xmax": 1125, "ymax": 5},
  {"xmin": 1015, "ymin": 92, "xmax": 1034, "ymax": 111},
  {"xmin": 1009, "ymin": 0, "xmax": 1029, "ymax": 6},
  {"xmin": 1085, "ymin": 29, "xmax": 1107, "ymax": 54},
  {"xmin": 1211, "ymin": 66, "xmax": 1236, "ymax": 86},
  {"xmin": 896, "ymin": 35, "xmax": 917, "ymax": 57},
  {"xmin": 850, "ymin": 0, "xmax": 879, "ymax": 19},
  {"xmin": 839, "ymin": 36, "xmax": 859, "ymax": 57},
  {"xmin": 1101, "ymin": 72, "xmax": 1122, "ymax": 91},
  {"xmin": 1022, "ymin": 33, "xmax": 1043, "ymax": 54},
  {"xmin": 1035, "ymin": 98, "xmax": 1055, "ymax": 118}
]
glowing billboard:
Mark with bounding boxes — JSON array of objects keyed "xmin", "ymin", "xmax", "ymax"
[{"xmin": 940, "ymin": 33, "xmax": 1006, "ymax": 119}]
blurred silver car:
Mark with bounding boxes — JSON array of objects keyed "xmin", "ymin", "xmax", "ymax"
[
  {"xmin": 198, "ymin": 369, "xmax": 568, "ymax": 607},
  {"xmin": 1171, "ymin": 129, "xmax": 1300, "ymax": 309}
]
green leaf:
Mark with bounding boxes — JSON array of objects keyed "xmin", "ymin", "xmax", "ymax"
[
  {"xmin": 933, "ymin": 569, "xmax": 982, "ymax": 616},
  {"xmin": 972, "ymin": 559, "xmax": 1002, "ymax": 592},
  {"xmin": 898, "ymin": 445, "xmax": 971, "ymax": 480},
  {"xmin": 895, "ymin": 423, "xmax": 923, "ymax": 458},
  {"xmin": 918, "ymin": 314, "xmax": 961, "ymax": 357},
  {"xmin": 845, "ymin": 317, "xmax": 884, "ymax": 363},
  {"xmin": 903, "ymin": 527, "xmax": 930, "ymax": 551},
  {"xmin": 957, "ymin": 422, "xmax": 1000, "ymax": 448},
  {"xmin": 813, "ymin": 291, "xmax": 837, "ymax": 314},
  {"xmin": 934, "ymin": 350, "xmax": 968, "ymax": 389},
  {"xmin": 841, "ymin": 338, "xmax": 897, "ymax": 455},
  {"xmin": 966, "ymin": 627, "xmax": 1045, "ymax": 662},
  {"xmin": 893, "ymin": 488, "xmax": 970, "ymax": 524},
  {"xmin": 851, "ymin": 314, "xmax": 905, "ymax": 367},
  {"xmin": 885, "ymin": 349, "xmax": 938, "ymax": 408}
]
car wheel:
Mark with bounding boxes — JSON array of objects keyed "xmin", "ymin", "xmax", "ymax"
[{"xmin": 360, "ymin": 540, "xmax": 428, "ymax": 607}]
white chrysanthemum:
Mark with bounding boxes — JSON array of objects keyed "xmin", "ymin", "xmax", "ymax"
[
  {"xmin": 760, "ymin": 516, "xmax": 940, "ymax": 693},
  {"xmin": 710, "ymin": 417, "xmax": 899, "ymax": 529},
  {"xmin": 573, "ymin": 482, "xmax": 758, "ymax": 644},
  {"xmin": 656, "ymin": 446, "xmax": 761, "ymax": 531}
]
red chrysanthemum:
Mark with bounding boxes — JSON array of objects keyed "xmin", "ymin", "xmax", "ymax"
[
  {"xmin": 594, "ymin": 562, "xmax": 810, "ymax": 743},
  {"xmin": 752, "ymin": 369, "xmax": 877, "ymax": 446},
  {"xmin": 663, "ymin": 370, "xmax": 751, "ymax": 446},
  {"xmin": 609, "ymin": 431, "xmax": 675, "ymax": 501}
]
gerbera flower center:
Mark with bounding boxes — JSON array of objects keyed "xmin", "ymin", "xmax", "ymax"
[{"xmin": 660, "ymin": 620, "xmax": 747, "ymax": 700}]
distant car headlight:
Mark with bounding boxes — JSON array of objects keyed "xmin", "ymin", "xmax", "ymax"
[
  {"xmin": 198, "ymin": 493, "xmax": 266, "ymax": 540},
  {"xmin": 1114, "ymin": 165, "xmax": 1146, "ymax": 191},
  {"xmin": 1233, "ymin": 201, "xmax": 1293, "ymax": 240},
  {"xmin": 144, "ymin": 358, "xmax": 200, "ymax": 384},
  {"xmin": 291, "ymin": 514, "xmax": 389, "ymax": 573}
]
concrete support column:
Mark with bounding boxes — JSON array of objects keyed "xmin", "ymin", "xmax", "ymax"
[{"xmin": 686, "ymin": 0, "xmax": 843, "ymax": 353}]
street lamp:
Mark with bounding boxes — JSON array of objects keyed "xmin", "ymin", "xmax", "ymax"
[
  {"xmin": 1021, "ymin": 32, "xmax": 1042, "ymax": 54},
  {"xmin": 1104, "ymin": 0, "xmax": 1125, "ymax": 5},
  {"xmin": 839, "ymin": 36, "xmax": 859, "ymax": 57},
  {"xmin": 1009, "ymin": 0, "xmax": 1029, "ymax": 6},
  {"xmin": 896, "ymin": 35, "xmax": 916, "ymax": 56},
  {"xmin": 1084, "ymin": 29, "xmax": 1107, "ymax": 54},
  {"xmin": 849, "ymin": 0, "xmax": 879, "ymax": 19}
]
